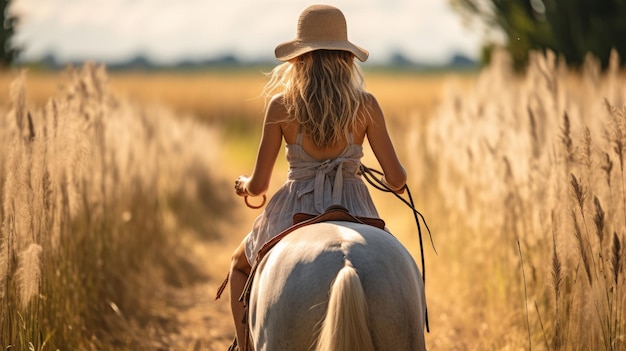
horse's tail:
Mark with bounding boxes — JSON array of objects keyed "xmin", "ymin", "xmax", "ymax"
[{"xmin": 315, "ymin": 260, "xmax": 375, "ymax": 351}]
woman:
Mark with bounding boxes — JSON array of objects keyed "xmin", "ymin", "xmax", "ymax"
[{"xmin": 229, "ymin": 4, "xmax": 407, "ymax": 350}]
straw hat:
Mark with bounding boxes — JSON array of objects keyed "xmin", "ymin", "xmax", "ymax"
[{"xmin": 275, "ymin": 4, "xmax": 369, "ymax": 62}]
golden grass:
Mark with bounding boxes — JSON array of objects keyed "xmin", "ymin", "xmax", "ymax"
[
  {"xmin": 424, "ymin": 49, "xmax": 626, "ymax": 350},
  {"xmin": 0, "ymin": 64, "xmax": 232, "ymax": 349}
]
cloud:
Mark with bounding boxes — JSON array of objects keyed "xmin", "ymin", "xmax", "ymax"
[{"xmin": 13, "ymin": 0, "xmax": 482, "ymax": 64}]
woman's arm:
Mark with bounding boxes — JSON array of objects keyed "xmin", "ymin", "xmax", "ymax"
[
  {"xmin": 364, "ymin": 94, "xmax": 407, "ymax": 192},
  {"xmin": 236, "ymin": 95, "xmax": 285, "ymax": 197}
]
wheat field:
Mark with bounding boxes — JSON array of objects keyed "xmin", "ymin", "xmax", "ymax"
[{"xmin": 0, "ymin": 53, "xmax": 624, "ymax": 350}]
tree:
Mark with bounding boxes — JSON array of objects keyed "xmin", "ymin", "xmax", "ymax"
[
  {"xmin": 1, "ymin": 0, "xmax": 20, "ymax": 67},
  {"xmin": 451, "ymin": 0, "xmax": 626, "ymax": 70}
]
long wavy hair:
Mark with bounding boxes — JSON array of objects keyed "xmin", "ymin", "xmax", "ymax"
[{"xmin": 263, "ymin": 50, "xmax": 369, "ymax": 147}]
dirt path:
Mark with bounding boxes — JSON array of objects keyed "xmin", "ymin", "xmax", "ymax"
[
  {"xmin": 143, "ymin": 227, "xmax": 245, "ymax": 351},
  {"xmin": 135, "ymin": 144, "xmax": 272, "ymax": 351},
  {"xmin": 143, "ymin": 178, "xmax": 263, "ymax": 350},
  {"xmin": 145, "ymin": 280, "xmax": 232, "ymax": 350}
]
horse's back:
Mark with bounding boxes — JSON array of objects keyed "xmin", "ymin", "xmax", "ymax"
[{"xmin": 249, "ymin": 221, "xmax": 426, "ymax": 351}]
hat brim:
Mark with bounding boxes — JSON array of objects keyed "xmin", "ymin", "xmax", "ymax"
[{"xmin": 275, "ymin": 40, "xmax": 369, "ymax": 62}]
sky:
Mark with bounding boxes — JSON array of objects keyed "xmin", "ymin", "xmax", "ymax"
[{"xmin": 12, "ymin": 0, "xmax": 487, "ymax": 65}]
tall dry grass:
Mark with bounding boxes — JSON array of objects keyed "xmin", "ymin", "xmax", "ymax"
[
  {"xmin": 422, "ymin": 50, "xmax": 626, "ymax": 349},
  {"xmin": 9, "ymin": 59, "xmax": 622, "ymax": 349},
  {"xmin": 0, "ymin": 64, "xmax": 230, "ymax": 349}
]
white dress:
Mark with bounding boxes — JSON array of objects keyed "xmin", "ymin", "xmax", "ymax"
[{"xmin": 244, "ymin": 132, "xmax": 380, "ymax": 265}]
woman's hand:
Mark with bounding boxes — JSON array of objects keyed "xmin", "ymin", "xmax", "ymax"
[
  {"xmin": 234, "ymin": 175, "xmax": 251, "ymax": 197},
  {"xmin": 236, "ymin": 175, "xmax": 267, "ymax": 209}
]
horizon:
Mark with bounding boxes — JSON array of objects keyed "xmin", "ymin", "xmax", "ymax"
[{"xmin": 25, "ymin": 48, "xmax": 479, "ymax": 69}]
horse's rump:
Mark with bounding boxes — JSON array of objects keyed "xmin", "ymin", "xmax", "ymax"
[{"xmin": 249, "ymin": 221, "xmax": 426, "ymax": 351}]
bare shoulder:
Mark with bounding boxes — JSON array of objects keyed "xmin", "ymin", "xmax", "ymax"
[
  {"xmin": 265, "ymin": 93, "xmax": 289, "ymax": 123},
  {"xmin": 268, "ymin": 93, "xmax": 284, "ymax": 105},
  {"xmin": 361, "ymin": 92, "xmax": 385, "ymax": 126},
  {"xmin": 265, "ymin": 93, "xmax": 298, "ymax": 142},
  {"xmin": 362, "ymin": 92, "xmax": 380, "ymax": 105}
]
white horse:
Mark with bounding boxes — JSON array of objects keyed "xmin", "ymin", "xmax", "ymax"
[{"xmin": 248, "ymin": 221, "xmax": 427, "ymax": 351}]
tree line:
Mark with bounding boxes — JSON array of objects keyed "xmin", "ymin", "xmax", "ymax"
[{"xmin": 451, "ymin": 0, "xmax": 626, "ymax": 70}]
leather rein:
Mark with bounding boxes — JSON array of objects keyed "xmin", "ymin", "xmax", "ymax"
[{"xmin": 359, "ymin": 164, "xmax": 436, "ymax": 332}]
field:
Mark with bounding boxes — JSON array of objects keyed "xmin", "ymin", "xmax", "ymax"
[{"xmin": 0, "ymin": 51, "xmax": 625, "ymax": 350}]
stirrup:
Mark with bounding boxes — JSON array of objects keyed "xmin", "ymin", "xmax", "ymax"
[{"xmin": 227, "ymin": 336, "xmax": 238, "ymax": 351}]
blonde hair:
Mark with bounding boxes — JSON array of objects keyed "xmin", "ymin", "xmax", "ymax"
[{"xmin": 263, "ymin": 50, "xmax": 369, "ymax": 147}]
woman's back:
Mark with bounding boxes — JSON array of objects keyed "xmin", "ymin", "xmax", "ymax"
[
  {"xmin": 267, "ymin": 90, "xmax": 405, "ymax": 191},
  {"xmin": 278, "ymin": 95, "xmax": 370, "ymax": 162}
]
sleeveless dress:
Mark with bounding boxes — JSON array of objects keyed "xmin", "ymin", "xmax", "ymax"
[{"xmin": 244, "ymin": 132, "xmax": 380, "ymax": 265}]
